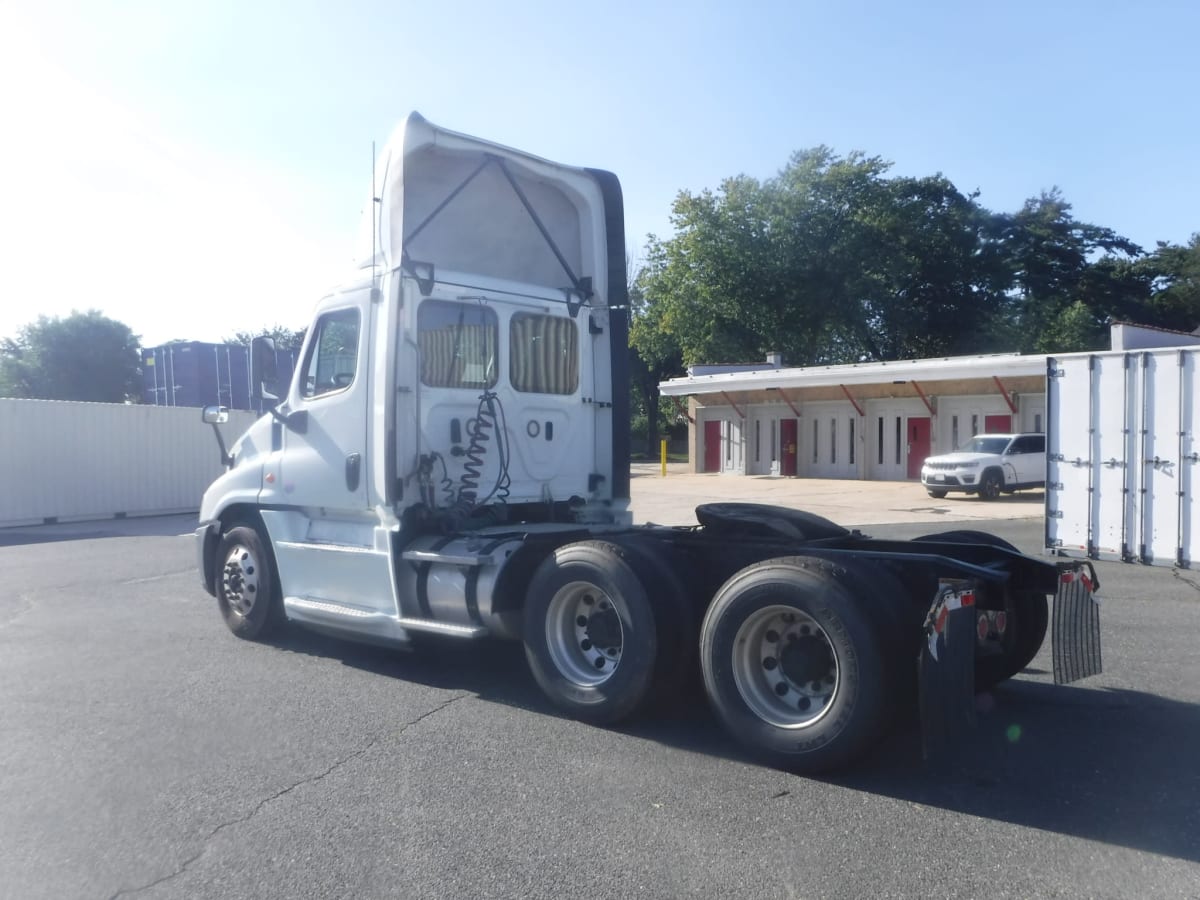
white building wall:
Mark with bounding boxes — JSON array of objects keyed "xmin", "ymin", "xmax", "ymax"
[
  {"xmin": 0, "ymin": 399, "xmax": 259, "ymax": 527},
  {"xmin": 800, "ymin": 401, "xmax": 859, "ymax": 478}
]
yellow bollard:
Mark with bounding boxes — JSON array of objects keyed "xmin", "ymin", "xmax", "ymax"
[{"xmin": 661, "ymin": 438, "xmax": 667, "ymax": 476}]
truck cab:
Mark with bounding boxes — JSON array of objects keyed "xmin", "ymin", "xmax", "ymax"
[{"xmin": 198, "ymin": 112, "xmax": 630, "ymax": 643}]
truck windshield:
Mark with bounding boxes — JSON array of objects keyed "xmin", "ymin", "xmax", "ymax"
[{"xmin": 960, "ymin": 436, "xmax": 1011, "ymax": 454}]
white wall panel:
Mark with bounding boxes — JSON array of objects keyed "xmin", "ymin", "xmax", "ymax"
[{"xmin": 0, "ymin": 400, "xmax": 259, "ymax": 526}]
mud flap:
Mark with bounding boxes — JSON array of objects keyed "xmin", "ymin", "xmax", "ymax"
[
  {"xmin": 1052, "ymin": 562, "xmax": 1102, "ymax": 684},
  {"xmin": 918, "ymin": 580, "xmax": 977, "ymax": 760}
]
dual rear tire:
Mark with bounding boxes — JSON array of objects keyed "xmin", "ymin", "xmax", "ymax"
[
  {"xmin": 699, "ymin": 557, "xmax": 899, "ymax": 773},
  {"xmin": 524, "ymin": 544, "xmax": 903, "ymax": 773}
]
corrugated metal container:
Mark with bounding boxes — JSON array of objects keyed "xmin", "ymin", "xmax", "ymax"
[
  {"xmin": 142, "ymin": 342, "xmax": 300, "ymax": 412},
  {"xmin": 0, "ymin": 399, "xmax": 259, "ymax": 527},
  {"xmin": 1047, "ymin": 348, "xmax": 1199, "ymax": 568}
]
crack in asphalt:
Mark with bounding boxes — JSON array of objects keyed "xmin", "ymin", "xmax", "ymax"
[
  {"xmin": 106, "ymin": 692, "xmax": 469, "ymax": 900},
  {"xmin": 118, "ymin": 569, "xmax": 196, "ymax": 586},
  {"xmin": 1171, "ymin": 569, "xmax": 1200, "ymax": 595},
  {"xmin": 0, "ymin": 593, "xmax": 36, "ymax": 628}
]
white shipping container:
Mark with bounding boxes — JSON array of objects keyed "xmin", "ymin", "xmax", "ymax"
[
  {"xmin": 0, "ymin": 399, "xmax": 259, "ymax": 527},
  {"xmin": 1047, "ymin": 348, "xmax": 1199, "ymax": 567}
]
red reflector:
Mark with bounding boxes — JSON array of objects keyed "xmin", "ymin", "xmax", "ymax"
[
  {"xmin": 977, "ymin": 613, "xmax": 989, "ymax": 640},
  {"xmin": 961, "ymin": 591, "xmax": 975, "ymax": 607},
  {"xmin": 995, "ymin": 611, "xmax": 1007, "ymax": 634}
]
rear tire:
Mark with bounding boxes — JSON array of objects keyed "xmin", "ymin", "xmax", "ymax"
[
  {"xmin": 609, "ymin": 539, "xmax": 697, "ymax": 707},
  {"xmin": 913, "ymin": 530, "xmax": 1049, "ymax": 689},
  {"xmin": 215, "ymin": 524, "xmax": 285, "ymax": 640},
  {"xmin": 523, "ymin": 541, "xmax": 659, "ymax": 725},
  {"xmin": 700, "ymin": 557, "xmax": 889, "ymax": 773}
]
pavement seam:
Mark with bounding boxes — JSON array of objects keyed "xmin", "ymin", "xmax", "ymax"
[
  {"xmin": 1170, "ymin": 569, "xmax": 1200, "ymax": 595},
  {"xmin": 118, "ymin": 570, "xmax": 196, "ymax": 586},
  {"xmin": 106, "ymin": 692, "xmax": 469, "ymax": 899}
]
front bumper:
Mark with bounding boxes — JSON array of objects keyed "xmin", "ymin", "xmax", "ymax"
[
  {"xmin": 196, "ymin": 520, "xmax": 221, "ymax": 596},
  {"xmin": 921, "ymin": 472, "xmax": 978, "ymax": 489}
]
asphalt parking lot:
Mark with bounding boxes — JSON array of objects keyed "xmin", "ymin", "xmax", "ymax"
[{"xmin": 2, "ymin": 480, "xmax": 1198, "ymax": 899}]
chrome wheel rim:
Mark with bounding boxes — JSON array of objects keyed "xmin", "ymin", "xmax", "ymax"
[
  {"xmin": 732, "ymin": 604, "xmax": 839, "ymax": 728},
  {"xmin": 221, "ymin": 544, "xmax": 260, "ymax": 617},
  {"xmin": 544, "ymin": 581, "xmax": 624, "ymax": 687}
]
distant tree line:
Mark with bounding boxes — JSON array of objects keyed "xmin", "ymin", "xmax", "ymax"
[
  {"xmin": 0, "ymin": 314, "xmax": 308, "ymax": 404},
  {"xmin": 629, "ymin": 148, "xmax": 1200, "ymax": 453}
]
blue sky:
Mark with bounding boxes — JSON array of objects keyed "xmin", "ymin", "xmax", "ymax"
[{"xmin": 2, "ymin": 0, "xmax": 1197, "ymax": 345}]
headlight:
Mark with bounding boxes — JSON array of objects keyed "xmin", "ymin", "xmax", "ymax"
[{"xmin": 957, "ymin": 461, "xmax": 980, "ymax": 470}]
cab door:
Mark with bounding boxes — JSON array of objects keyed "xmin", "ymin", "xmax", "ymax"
[{"xmin": 277, "ymin": 302, "xmax": 369, "ymax": 514}]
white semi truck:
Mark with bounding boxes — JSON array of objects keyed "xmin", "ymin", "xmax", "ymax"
[{"xmin": 198, "ymin": 113, "xmax": 1102, "ymax": 772}]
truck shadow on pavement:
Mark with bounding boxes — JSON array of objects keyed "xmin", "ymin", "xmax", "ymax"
[{"xmin": 268, "ymin": 627, "xmax": 1199, "ymax": 865}]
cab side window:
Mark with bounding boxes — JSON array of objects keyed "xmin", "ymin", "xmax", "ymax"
[{"xmin": 300, "ymin": 308, "xmax": 360, "ymax": 399}]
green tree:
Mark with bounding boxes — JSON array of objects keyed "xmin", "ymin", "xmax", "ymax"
[
  {"xmin": 628, "ymin": 272, "xmax": 684, "ymax": 457},
  {"xmin": 1136, "ymin": 235, "xmax": 1200, "ymax": 332},
  {"xmin": 994, "ymin": 190, "xmax": 1142, "ymax": 353},
  {"xmin": 637, "ymin": 148, "xmax": 1013, "ymax": 369},
  {"xmin": 225, "ymin": 325, "xmax": 306, "ymax": 352},
  {"xmin": 0, "ymin": 311, "xmax": 141, "ymax": 402}
]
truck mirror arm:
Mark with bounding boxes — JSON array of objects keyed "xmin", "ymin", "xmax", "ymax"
[
  {"xmin": 208, "ymin": 421, "xmax": 233, "ymax": 469},
  {"xmin": 266, "ymin": 405, "xmax": 308, "ymax": 435}
]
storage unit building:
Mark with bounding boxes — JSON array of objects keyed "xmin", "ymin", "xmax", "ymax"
[{"xmin": 660, "ymin": 353, "xmax": 1046, "ymax": 482}]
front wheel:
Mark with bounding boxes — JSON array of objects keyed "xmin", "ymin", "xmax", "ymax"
[
  {"xmin": 215, "ymin": 524, "xmax": 285, "ymax": 640},
  {"xmin": 523, "ymin": 542, "xmax": 659, "ymax": 725},
  {"xmin": 979, "ymin": 470, "xmax": 1003, "ymax": 500},
  {"xmin": 700, "ymin": 557, "xmax": 889, "ymax": 773}
]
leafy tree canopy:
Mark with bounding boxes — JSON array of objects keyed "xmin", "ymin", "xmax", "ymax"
[
  {"xmin": 635, "ymin": 152, "xmax": 1192, "ymax": 373},
  {"xmin": 0, "ymin": 310, "xmax": 141, "ymax": 403},
  {"xmin": 225, "ymin": 325, "xmax": 306, "ymax": 353}
]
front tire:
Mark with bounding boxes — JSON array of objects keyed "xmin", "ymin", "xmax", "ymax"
[
  {"xmin": 979, "ymin": 470, "xmax": 1003, "ymax": 501},
  {"xmin": 700, "ymin": 557, "xmax": 889, "ymax": 773},
  {"xmin": 523, "ymin": 541, "xmax": 659, "ymax": 725},
  {"xmin": 215, "ymin": 524, "xmax": 285, "ymax": 640}
]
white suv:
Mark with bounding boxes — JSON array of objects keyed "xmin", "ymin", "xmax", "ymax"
[{"xmin": 920, "ymin": 433, "xmax": 1046, "ymax": 500}]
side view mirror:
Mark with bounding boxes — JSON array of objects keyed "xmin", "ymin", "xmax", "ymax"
[
  {"xmin": 201, "ymin": 406, "xmax": 233, "ymax": 467},
  {"xmin": 251, "ymin": 336, "xmax": 280, "ymax": 402}
]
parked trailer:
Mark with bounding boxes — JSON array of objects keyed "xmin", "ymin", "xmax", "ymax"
[
  {"xmin": 1047, "ymin": 348, "xmax": 1199, "ymax": 568},
  {"xmin": 197, "ymin": 113, "xmax": 1103, "ymax": 773}
]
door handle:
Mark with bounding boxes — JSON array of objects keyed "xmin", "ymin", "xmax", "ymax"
[{"xmin": 346, "ymin": 453, "xmax": 362, "ymax": 491}]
